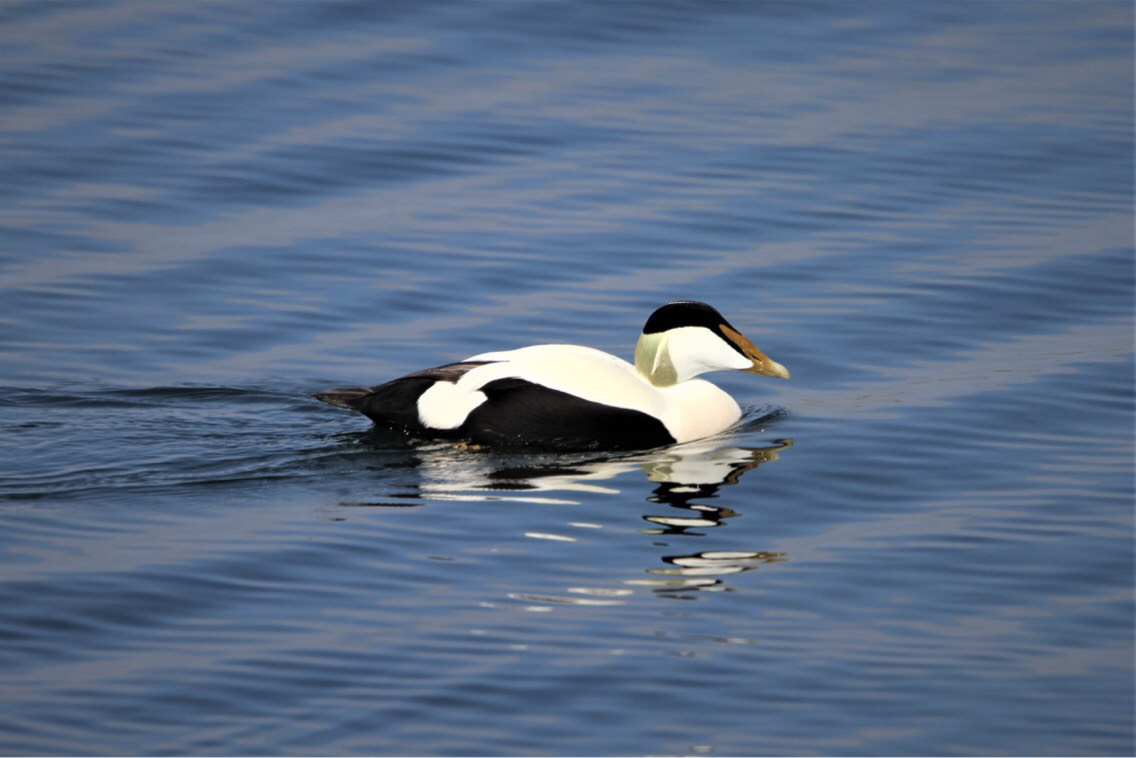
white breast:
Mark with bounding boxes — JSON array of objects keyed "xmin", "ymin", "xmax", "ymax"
[{"xmin": 654, "ymin": 379, "xmax": 742, "ymax": 443}]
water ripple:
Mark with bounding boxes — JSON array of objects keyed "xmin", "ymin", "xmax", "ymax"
[{"xmin": 0, "ymin": 1, "xmax": 1131, "ymax": 755}]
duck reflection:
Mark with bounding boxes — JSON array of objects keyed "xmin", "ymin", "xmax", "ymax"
[
  {"xmin": 339, "ymin": 429, "xmax": 791, "ymax": 599},
  {"xmin": 633, "ymin": 441, "xmax": 789, "ymax": 596},
  {"xmin": 638, "ymin": 441, "xmax": 786, "ymax": 536},
  {"xmin": 633, "ymin": 550, "xmax": 788, "ymax": 598}
]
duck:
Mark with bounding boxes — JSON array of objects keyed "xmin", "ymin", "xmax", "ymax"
[{"xmin": 313, "ymin": 301, "xmax": 789, "ymax": 451}]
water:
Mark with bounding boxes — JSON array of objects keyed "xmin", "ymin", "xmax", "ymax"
[{"xmin": 1, "ymin": 2, "xmax": 1132, "ymax": 755}]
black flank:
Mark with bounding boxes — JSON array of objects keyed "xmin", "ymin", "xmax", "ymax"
[{"xmin": 461, "ymin": 377, "xmax": 675, "ymax": 451}]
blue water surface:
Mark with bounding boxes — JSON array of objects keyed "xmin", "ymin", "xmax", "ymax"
[{"xmin": 1, "ymin": 2, "xmax": 1133, "ymax": 756}]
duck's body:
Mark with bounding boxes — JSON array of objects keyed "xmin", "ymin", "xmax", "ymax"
[{"xmin": 315, "ymin": 301, "xmax": 789, "ymax": 451}]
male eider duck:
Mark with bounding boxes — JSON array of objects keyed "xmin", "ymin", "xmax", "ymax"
[{"xmin": 314, "ymin": 301, "xmax": 789, "ymax": 451}]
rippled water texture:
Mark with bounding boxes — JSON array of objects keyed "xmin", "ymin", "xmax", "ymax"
[{"xmin": 1, "ymin": 2, "xmax": 1133, "ymax": 756}]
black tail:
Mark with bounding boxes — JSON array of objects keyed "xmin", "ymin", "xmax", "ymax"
[
  {"xmin": 312, "ymin": 362, "xmax": 493, "ymax": 431},
  {"xmin": 311, "ymin": 387, "xmax": 373, "ymax": 410}
]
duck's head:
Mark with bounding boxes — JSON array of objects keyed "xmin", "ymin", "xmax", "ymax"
[{"xmin": 634, "ymin": 301, "xmax": 790, "ymax": 387}]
